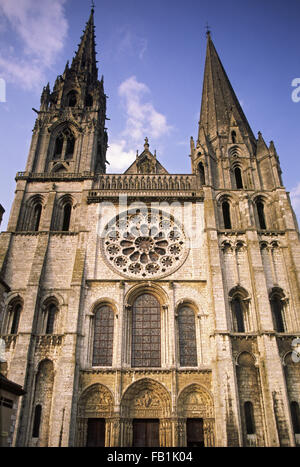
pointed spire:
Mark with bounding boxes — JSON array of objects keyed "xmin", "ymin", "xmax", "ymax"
[
  {"xmin": 70, "ymin": 8, "xmax": 98, "ymax": 81},
  {"xmin": 199, "ymin": 33, "xmax": 255, "ymax": 143}
]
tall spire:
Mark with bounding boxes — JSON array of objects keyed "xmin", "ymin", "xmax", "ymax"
[
  {"xmin": 70, "ymin": 8, "xmax": 98, "ymax": 82},
  {"xmin": 199, "ymin": 33, "xmax": 255, "ymax": 143}
]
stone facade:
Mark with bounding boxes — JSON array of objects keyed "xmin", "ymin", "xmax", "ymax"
[{"xmin": 0, "ymin": 12, "xmax": 299, "ymax": 447}]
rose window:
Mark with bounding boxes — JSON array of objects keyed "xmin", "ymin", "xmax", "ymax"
[{"xmin": 101, "ymin": 209, "xmax": 189, "ymax": 279}]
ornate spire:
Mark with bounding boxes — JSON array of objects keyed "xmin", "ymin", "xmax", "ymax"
[
  {"xmin": 198, "ymin": 33, "xmax": 255, "ymax": 144},
  {"xmin": 70, "ymin": 8, "xmax": 98, "ymax": 82}
]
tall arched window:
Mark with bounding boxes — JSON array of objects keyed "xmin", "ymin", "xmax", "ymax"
[
  {"xmin": 32, "ymin": 203, "xmax": 42, "ymax": 231},
  {"xmin": 132, "ymin": 294, "xmax": 161, "ymax": 368},
  {"xmin": 51, "ymin": 195, "xmax": 73, "ymax": 232},
  {"xmin": 244, "ymin": 401, "xmax": 256, "ymax": 434},
  {"xmin": 231, "ymin": 297, "xmax": 245, "ymax": 332},
  {"xmin": 92, "ymin": 305, "xmax": 114, "ymax": 366},
  {"xmin": 6, "ymin": 300, "xmax": 22, "ymax": 335},
  {"xmin": 270, "ymin": 295, "xmax": 285, "ymax": 332},
  {"xmin": 62, "ymin": 203, "xmax": 72, "ymax": 232},
  {"xmin": 198, "ymin": 162, "xmax": 206, "ymax": 185},
  {"xmin": 234, "ymin": 167, "xmax": 243, "ymax": 189},
  {"xmin": 45, "ymin": 304, "xmax": 57, "ymax": 335},
  {"xmin": 222, "ymin": 201, "xmax": 232, "ymax": 229},
  {"xmin": 52, "ymin": 128, "xmax": 76, "ymax": 161},
  {"xmin": 178, "ymin": 306, "xmax": 197, "ymax": 367},
  {"xmin": 231, "ymin": 131, "xmax": 237, "ymax": 144},
  {"xmin": 255, "ymin": 199, "xmax": 267, "ymax": 230},
  {"xmin": 290, "ymin": 401, "xmax": 300, "ymax": 434}
]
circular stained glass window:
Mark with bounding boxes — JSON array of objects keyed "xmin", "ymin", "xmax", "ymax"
[{"xmin": 101, "ymin": 209, "xmax": 189, "ymax": 279}]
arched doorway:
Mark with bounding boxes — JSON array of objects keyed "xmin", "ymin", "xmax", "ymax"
[
  {"xmin": 76, "ymin": 384, "xmax": 114, "ymax": 447},
  {"xmin": 177, "ymin": 384, "xmax": 215, "ymax": 447},
  {"xmin": 120, "ymin": 378, "xmax": 172, "ymax": 447}
]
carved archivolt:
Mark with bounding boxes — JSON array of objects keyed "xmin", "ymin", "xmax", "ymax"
[
  {"xmin": 121, "ymin": 378, "xmax": 171, "ymax": 418},
  {"xmin": 178, "ymin": 384, "xmax": 214, "ymax": 418},
  {"xmin": 78, "ymin": 383, "xmax": 114, "ymax": 418}
]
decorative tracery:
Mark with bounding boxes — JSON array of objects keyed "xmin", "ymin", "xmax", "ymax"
[{"xmin": 101, "ymin": 209, "xmax": 188, "ymax": 279}]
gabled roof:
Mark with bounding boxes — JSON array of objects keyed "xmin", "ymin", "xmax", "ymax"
[{"xmin": 124, "ymin": 138, "xmax": 169, "ymax": 174}]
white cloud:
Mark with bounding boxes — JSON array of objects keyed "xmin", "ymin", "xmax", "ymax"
[
  {"xmin": 0, "ymin": 0, "xmax": 68, "ymax": 90},
  {"xmin": 116, "ymin": 28, "xmax": 148, "ymax": 61},
  {"xmin": 106, "ymin": 140, "xmax": 136, "ymax": 173},
  {"xmin": 118, "ymin": 76, "xmax": 172, "ymax": 144}
]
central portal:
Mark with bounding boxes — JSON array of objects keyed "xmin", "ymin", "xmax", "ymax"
[
  {"xmin": 186, "ymin": 418, "xmax": 204, "ymax": 447},
  {"xmin": 132, "ymin": 419, "xmax": 159, "ymax": 447}
]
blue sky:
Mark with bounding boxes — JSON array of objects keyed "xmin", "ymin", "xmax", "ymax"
[{"xmin": 0, "ymin": 0, "xmax": 299, "ymax": 230}]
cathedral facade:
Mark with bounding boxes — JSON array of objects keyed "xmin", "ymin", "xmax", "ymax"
[{"xmin": 0, "ymin": 10, "xmax": 300, "ymax": 447}]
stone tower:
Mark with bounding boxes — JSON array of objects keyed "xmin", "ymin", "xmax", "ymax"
[{"xmin": 0, "ymin": 13, "xmax": 299, "ymax": 448}]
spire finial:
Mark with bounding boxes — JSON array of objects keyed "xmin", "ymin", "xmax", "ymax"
[
  {"xmin": 91, "ymin": 0, "xmax": 95, "ymax": 12},
  {"xmin": 205, "ymin": 22, "xmax": 211, "ymax": 38},
  {"xmin": 144, "ymin": 137, "xmax": 149, "ymax": 149}
]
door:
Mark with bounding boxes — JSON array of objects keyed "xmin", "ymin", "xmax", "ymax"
[
  {"xmin": 132, "ymin": 419, "xmax": 159, "ymax": 447},
  {"xmin": 86, "ymin": 418, "xmax": 106, "ymax": 447},
  {"xmin": 186, "ymin": 418, "xmax": 204, "ymax": 447}
]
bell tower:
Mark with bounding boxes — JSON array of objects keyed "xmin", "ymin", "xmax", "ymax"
[
  {"xmin": 25, "ymin": 8, "xmax": 108, "ymax": 176},
  {"xmin": 192, "ymin": 31, "xmax": 300, "ymax": 447}
]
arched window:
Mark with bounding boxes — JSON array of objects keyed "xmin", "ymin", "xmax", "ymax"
[
  {"xmin": 65, "ymin": 134, "xmax": 75, "ymax": 160},
  {"xmin": 32, "ymin": 404, "xmax": 42, "ymax": 438},
  {"xmin": 234, "ymin": 167, "xmax": 243, "ymax": 189},
  {"xmin": 51, "ymin": 195, "xmax": 73, "ymax": 232},
  {"xmin": 270, "ymin": 295, "xmax": 285, "ymax": 332},
  {"xmin": 32, "ymin": 203, "xmax": 42, "ymax": 232},
  {"xmin": 45, "ymin": 304, "xmax": 57, "ymax": 335},
  {"xmin": 131, "ymin": 294, "xmax": 161, "ymax": 368},
  {"xmin": 222, "ymin": 201, "xmax": 232, "ymax": 229},
  {"xmin": 255, "ymin": 199, "xmax": 267, "ymax": 230},
  {"xmin": 244, "ymin": 401, "xmax": 256, "ymax": 434},
  {"xmin": 67, "ymin": 90, "xmax": 78, "ymax": 107},
  {"xmin": 53, "ymin": 134, "xmax": 64, "ymax": 159},
  {"xmin": 62, "ymin": 203, "xmax": 72, "ymax": 232},
  {"xmin": 231, "ymin": 297, "xmax": 245, "ymax": 332},
  {"xmin": 198, "ymin": 162, "xmax": 206, "ymax": 185},
  {"xmin": 178, "ymin": 306, "xmax": 197, "ymax": 367},
  {"xmin": 6, "ymin": 301, "xmax": 22, "ymax": 335},
  {"xmin": 52, "ymin": 128, "xmax": 76, "ymax": 161},
  {"xmin": 231, "ymin": 131, "xmax": 237, "ymax": 144},
  {"xmin": 290, "ymin": 401, "xmax": 300, "ymax": 434},
  {"xmin": 92, "ymin": 305, "xmax": 114, "ymax": 366}
]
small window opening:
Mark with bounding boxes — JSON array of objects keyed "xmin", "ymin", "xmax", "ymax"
[
  {"xmin": 32, "ymin": 405, "xmax": 42, "ymax": 438},
  {"xmin": 234, "ymin": 167, "xmax": 243, "ymax": 189},
  {"xmin": 256, "ymin": 201, "xmax": 266, "ymax": 230},
  {"xmin": 291, "ymin": 401, "xmax": 300, "ymax": 434},
  {"xmin": 232, "ymin": 298, "xmax": 245, "ymax": 332},
  {"xmin": 45, "ymin": 304, "xmax": 56, "ymax": 335},
  {"xmin": 222, "ymin": 201, "xmax": 232, "ymax": 229},
  {"xmin": 244, "ymin": 401, "xmax": 256, "ymax": 434},
  {"xmin": 33, "ymin": 204, "xmax": 42, "ymax": 232},
  {"xmin": 198, "ymin": 162, "xmax": 206, "ymax": 185},
  {"xmin": 62, "ymin": 203, "xmax": 72, "ymax": 231}
]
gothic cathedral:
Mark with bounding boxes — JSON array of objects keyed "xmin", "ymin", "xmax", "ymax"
[{"xmin": 0, "ymin": 9, "xmax": 300, "ymax": 447}]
